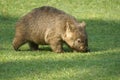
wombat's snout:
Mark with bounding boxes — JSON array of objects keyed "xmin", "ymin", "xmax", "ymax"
[{"xmin": 79, "ymin": 46, "xmax": 90, "ymax": 52}]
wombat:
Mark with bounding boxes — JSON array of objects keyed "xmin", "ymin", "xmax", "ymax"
[{"xmin": 12, "ymin": 6, "xmax": 89, "ymax": 53}]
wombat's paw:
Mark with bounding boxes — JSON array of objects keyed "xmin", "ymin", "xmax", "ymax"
[
  {"xmin": 54, "ymin": 50, "xmax": 64, "ymax": 53},
  {"xmin": 57, "ymin": 51, "xmax": 64, "ymax": 54}
]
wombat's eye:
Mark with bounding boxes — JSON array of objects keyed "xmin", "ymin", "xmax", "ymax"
[{"xmin": 77, "ymin": 39, "xmax": 82, "ymax": 43}]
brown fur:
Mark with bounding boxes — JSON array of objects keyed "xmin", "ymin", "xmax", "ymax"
[{"xmin": 12, "ymin": 6, "xmax": 89, "ymax": 53}]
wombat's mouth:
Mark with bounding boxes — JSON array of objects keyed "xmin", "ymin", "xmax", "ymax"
[{"xmin": 81, "ymin": 49, "xmax": 90, "ymax": 52}]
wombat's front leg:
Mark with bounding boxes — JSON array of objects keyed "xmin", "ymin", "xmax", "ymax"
[{"xmin": 50, "ymin": 41, "xmax": 64, "ymax": 53}]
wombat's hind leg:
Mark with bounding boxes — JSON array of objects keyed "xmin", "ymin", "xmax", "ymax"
[
  {"xmin": 12, "ymin": 37, "xmax": 26, "ymax": 51},
  {"xmin": 28, "ymin": 41, "xmax": 39, "ymax": 51}
]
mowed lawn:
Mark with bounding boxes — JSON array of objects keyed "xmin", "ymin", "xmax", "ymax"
[{"xmin": 0, "ymin": 0, "xmax": 120, "ymax": 80}]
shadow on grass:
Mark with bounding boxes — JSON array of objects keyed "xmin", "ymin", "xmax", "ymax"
[
  {"xmin": 0, "ymin": 15, "xmax": 120, "ymax": 52},
  {"xmin": 0, "ymin": 50, "xmax": 119, "ymax": 80}
]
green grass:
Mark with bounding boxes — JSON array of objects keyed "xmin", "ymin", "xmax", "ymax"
[{"xmin": 0, "ymin": 0, "xmax": 120, "ymax": 80}]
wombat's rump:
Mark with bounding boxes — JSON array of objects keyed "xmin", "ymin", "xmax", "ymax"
[{"xmin": 12, "ymin": 6, "xmax": 89, "ymax": 53}]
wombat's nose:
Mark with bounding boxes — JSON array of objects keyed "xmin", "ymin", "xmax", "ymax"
[
  {"xmin": 80, "ymin": 46, "xmax": 90, "ymax": 52},
  {"xmin": 80, "ymin": 46, "xmax": 84, "ymax": 50}
]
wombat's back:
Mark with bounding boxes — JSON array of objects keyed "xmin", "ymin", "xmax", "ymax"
[{"xmin": 34, "ymin": 6, "xmax": 65, "ymax": 15}]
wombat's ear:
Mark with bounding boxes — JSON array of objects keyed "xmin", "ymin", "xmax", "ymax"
[
  {"xmin": 66, "ymin": 22, "xmax": 75, "ymax": 31},
  {"xmin": 79, "ymin": 21, "xmax": 86, "ymax": 28},
  {"xmin": 66, "ymin": 22, "xmax": 70, "ymax": 31}
]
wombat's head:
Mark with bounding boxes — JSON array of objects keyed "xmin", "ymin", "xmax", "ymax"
[{"xmin": 62, "ymin": 21, "xmax": 89, "ymax": 52}]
